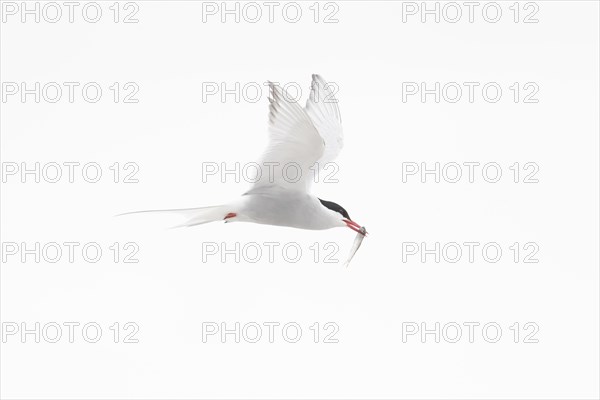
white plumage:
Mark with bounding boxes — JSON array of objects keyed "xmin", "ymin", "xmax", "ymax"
[{"xmin": 122, "ymin": 75, "xmax": 364, "ymax": 235}]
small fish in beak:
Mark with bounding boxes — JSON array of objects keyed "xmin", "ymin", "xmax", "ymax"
[{"xmin": 344, "ymin": 225, "xmax": 367, "ymax": 267}]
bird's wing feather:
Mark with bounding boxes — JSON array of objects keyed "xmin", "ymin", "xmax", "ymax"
[
  {"xmin": 252, "ymin": 82, "xmax": 325, "ymax": 192},
  {"xmin": 305, "ymin": 74, "xmax": 344, "ymax": 167}
]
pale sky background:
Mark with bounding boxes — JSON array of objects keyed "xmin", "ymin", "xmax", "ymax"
[{"xmin": 1, "ymin": 1, "xmax": 599, "ymax": 399}]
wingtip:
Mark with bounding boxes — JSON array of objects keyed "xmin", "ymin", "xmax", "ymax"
[{"xmin": 267, "ymin": 81, "xmax": 281, "ymax": 95}]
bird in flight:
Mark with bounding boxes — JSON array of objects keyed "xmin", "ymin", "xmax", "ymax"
[{"xmin": 124, "ymin": 75, "xmax": 366, "ymax": 238}]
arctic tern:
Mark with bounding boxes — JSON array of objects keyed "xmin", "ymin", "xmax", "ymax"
[{"xmin": 123, "ymin": 75, "xmax": 367, "ymax": 237}]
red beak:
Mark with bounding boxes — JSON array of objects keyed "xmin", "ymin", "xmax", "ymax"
[{"xmin": 343, "ymin": 219, "xmax": 367, "ymax": 236}]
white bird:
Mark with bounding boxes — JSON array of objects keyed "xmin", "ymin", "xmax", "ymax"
[{"xmin": 124, "ymin": 75, "xmax": 366, "ymax": 236}]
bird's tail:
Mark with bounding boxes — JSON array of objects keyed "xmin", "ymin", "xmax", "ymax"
[{"xmin": 117, "ymin": 205, "xmax": 229, "ymax": 228}]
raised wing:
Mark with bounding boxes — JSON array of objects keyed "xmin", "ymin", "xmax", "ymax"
[
  {"xmin": 305, "ymin": 74, "xmax": 344, "ymax": 166},
  {"xmin": 251, "ymin": 82, "xmax": 325, "ymax": 192}
]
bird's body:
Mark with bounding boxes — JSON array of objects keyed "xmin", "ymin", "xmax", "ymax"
[
  {"xmin": 123, "ymin": 75, "xmax": 366, "ymax": 236},
  {"xmin": 233, "ymin": 186, "xmax": 345, "ymax": 230}
]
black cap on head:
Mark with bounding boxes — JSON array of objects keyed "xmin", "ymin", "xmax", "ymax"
[{"xmin": 318, "ymin": 198, "xmax": 351, "ymax": 220}]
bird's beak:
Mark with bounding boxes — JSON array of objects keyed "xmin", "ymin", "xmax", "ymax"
[{"xmin": 343, "ymin": 219, "xmax": 368, "ymax": 236}]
